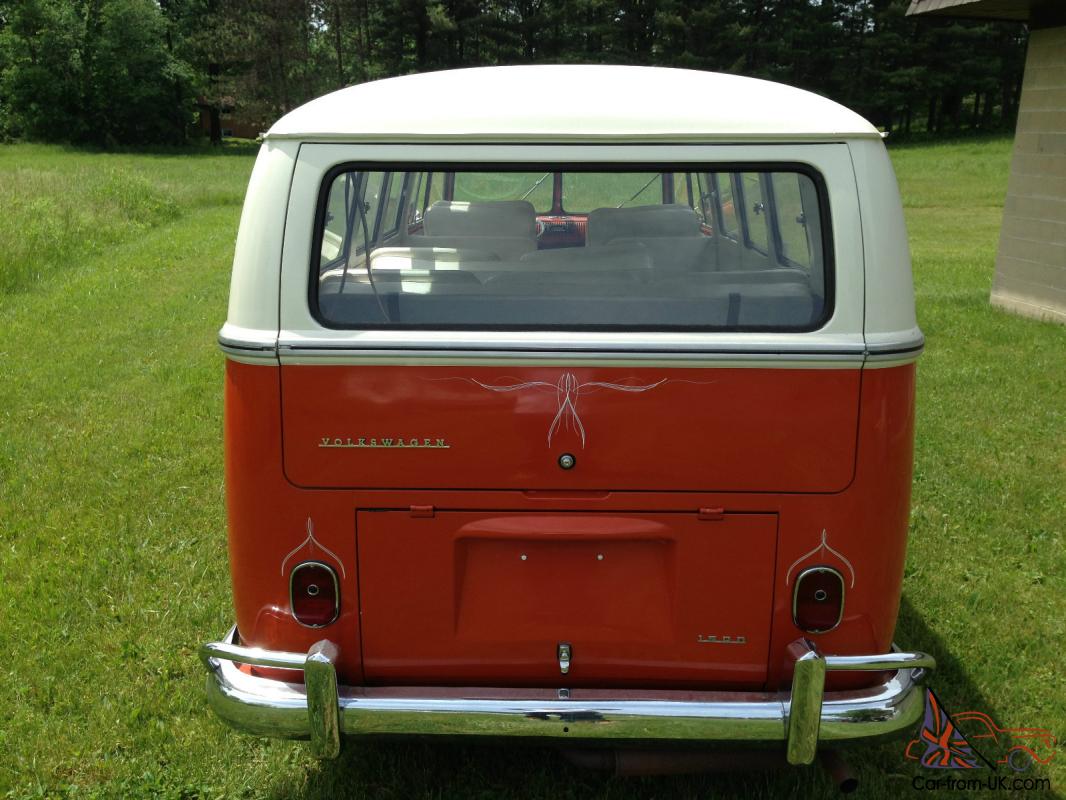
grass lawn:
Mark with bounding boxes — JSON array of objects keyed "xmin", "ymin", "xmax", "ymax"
[{"xmin": 1, "ymin": 138, "xmax": 1063, "ymax": 798}]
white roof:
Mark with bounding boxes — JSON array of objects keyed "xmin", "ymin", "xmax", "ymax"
[{"xmin": 267, "ymin": 65, "xmax": 880, "ymax": 143}]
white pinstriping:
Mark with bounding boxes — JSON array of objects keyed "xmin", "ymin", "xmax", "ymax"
[
  {"xmin": 280, "ymin": 517, "xmax": 347, "ymax": 579},
  {"xmin": 439, "ymin": 373, "xmax": 689, "ymax": 448},
  {"xmin": 784, "ymin": 529, "xmax": 856, "ymax": 588}
]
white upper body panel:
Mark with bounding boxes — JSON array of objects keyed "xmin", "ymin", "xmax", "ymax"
[
  {"xmin": 266, "ymin": 65, "xmax": 881, "ymax": 144},
  {"xmin": 222, "ymin": 66, "xmax": 919, "ymax": 362}
]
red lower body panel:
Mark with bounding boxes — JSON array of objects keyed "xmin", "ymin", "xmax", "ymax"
[{"xmin": 224, "ymin": 359, "xmax": 916, "ymax": 691}]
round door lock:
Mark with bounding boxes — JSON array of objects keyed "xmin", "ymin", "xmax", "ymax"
[{"xmin": 558, "ymin": 453, "xmax": 576, "ymax": 470}]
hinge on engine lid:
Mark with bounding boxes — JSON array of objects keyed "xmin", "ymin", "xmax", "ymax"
[
  {"xmin": 697, "ymin": 507, "xmax": 725, "ymax": 521},
  {"xmin": 409, "ymin": 505, "xmax": 435, "ymax": 518}
]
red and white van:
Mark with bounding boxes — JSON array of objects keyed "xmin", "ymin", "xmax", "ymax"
[{"xmin": 201, "ymin": 65, "xmax": 935, "ymax": 768}]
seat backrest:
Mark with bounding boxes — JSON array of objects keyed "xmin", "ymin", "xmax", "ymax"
[
  {"xmin": 422, "ymin": 200, "xmax": 537, "ymax": 238},
  {"xmin": 586, "ymin": 204, "xmax": 701, "ymax": 246}
]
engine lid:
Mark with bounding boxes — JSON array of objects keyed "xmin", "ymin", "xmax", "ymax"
[{"xmin": 357, "ymin": 509, "xmax": 778, "ymax": 687}]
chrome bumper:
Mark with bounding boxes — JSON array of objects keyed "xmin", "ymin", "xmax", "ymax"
[{"xmin": 200, "ymin": 626, "xmax": 934, "ymax": 764}]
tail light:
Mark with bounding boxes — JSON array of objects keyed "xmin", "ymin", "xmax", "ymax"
[
  {"xmin": 792, "ymin": 566, "xmax": 844, "ymax": 633},
  {"xmin": 290, "ymin": 561, "xmax": 339, "ymax": 627}
]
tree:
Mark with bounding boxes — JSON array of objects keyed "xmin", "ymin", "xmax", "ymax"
[
  {"xmin": 0, "ymin": 0, "xmax": 1033, "ymax": 145},
  {"xmin": 0, "ymin": 0, "xmax": 191, "ymax": 144}
]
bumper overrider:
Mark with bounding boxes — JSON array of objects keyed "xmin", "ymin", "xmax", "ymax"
[{"xmin": 200, "ymin": 627, "xmax": 935, "ymax": 763}]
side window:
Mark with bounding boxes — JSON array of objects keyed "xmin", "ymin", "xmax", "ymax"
[
  {"xmin": 352, "ymin": 171, "xmax": 386, "ymax": 253},
  {"xmin": 771, "ymin": 173, "xmax": 812, "ymax": 269},
  {"xmin": 741, "ymin": 172, "xmax": 769, "ymax": 255},
  {"xmin": 713, "ymin": 173, "xmax": 739, "ymax": 240},
  {"xmin": 320, "ymin": 172, "xmax": 384, "ymax": 268},
  {"xmin": 425, "ymin": 171, "xmax": 445, "ymax": 211},
  {"xmin": 378, "ymin": 172, "xmax": 406, "ymax": 239},
  {"xmin": 667, "ymin": 172, "xmax": 691, "ymax": 206},
  {"xmin": 692, "ymin": 173, "xmax": 710, "ymax": 226},
  {"xmin": 407, "ymin": 171, "xmax": 426, "ymax": 225},
  {"xmin": 320, "ymin": 173, "xmax": 352, "ymax": 265}
]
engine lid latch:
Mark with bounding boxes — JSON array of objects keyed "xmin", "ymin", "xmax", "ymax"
[{"xmin": 558, "ymin": 642, "xmax": 572, "ymax": 674}]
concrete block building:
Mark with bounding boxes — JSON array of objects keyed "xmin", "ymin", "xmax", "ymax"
[{"xmin": 909, "ymin": 0, "xmax": 1066, "ymax": 324}]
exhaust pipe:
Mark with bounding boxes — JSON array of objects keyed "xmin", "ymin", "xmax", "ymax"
[
  {"xmin": 561, "ymin": 748, "xmax": 787, "ymax": 776},
  {"xmin": 820, "ymin": 749, "xmax": 859, "ymax": 794}
]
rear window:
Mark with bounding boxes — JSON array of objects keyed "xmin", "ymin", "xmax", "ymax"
[{"xmin": 311, "ymin": 166, "xmax": 831, "ymax": 331}]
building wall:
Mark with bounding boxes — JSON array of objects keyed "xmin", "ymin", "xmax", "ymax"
[{"xmin": 992, "ymin": 25, "xmax": 1066, "ymax": 323}]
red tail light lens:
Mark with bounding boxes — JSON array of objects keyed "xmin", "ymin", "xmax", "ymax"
[
  {"xmin": 290, "ymin": 561, "xmax": 339, "ymax": 627},
  {"xmin": 793, "ymin": 567, "xmax": 844, "ymax": 633}
]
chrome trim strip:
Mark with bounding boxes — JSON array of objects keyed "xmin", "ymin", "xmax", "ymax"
[
  {"xmin": 866, "ymin": 344, "xmax": 924, "ymax": 359},
  {"xmin": 221, "ymin": 352, "xmax": 279, "ymax": 365},
  {"xmin": 218, "ymin": 339, "xmax": 275, "ymax": 352},
  {"xmin": 218, "ymin": 337, "xmax": 278, "ymax": 365},
  {"xmin": 279, "ymin": 343, "xmax": 869, "ymax": 353},
  {"xmin": 222, "ymin": 341, "xmax": 922, "ymax": 367},
  {"xmin": 273, "ymin": 346, "xmax": 923, "ymax": 369},
  {"xmin": 226, "ymin": 345, "xmax": 921, "ymax": 368},
  {"xmin": 200, "ymin": 628, "xmax": 934, "ymax": 762},
  {"xmin": 218, "ymin": 335, "xmax": 276, "ymax": 352},
  {"xmin": 865, "ymin": 329, "xmax": 925, "ymax": 354},
  {"xmin": 276, "ymin": 346, "xmax": 867, "ymax": 369},
  {"xmin": 277, "ymin": 334, "xmax": 865, "ymax": 354},
  {"xmin": 863, "ymin": 350, "xmax": 923, "ymax": 370},
  {"xmin": 865, "ymin": 344, "xmax": 924, "ymax": 359}
]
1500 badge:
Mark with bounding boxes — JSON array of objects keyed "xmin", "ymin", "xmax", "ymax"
[{"xmin": 319, "ymin": 436, "xmax": 450, "ymax": 449}]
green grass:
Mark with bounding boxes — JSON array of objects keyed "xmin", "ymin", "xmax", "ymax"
[
  {"xmin": 0, "ymin": 143, "xmax": 253, "ymax": 294},
  {"xmin": 0, "ymin": 138, "xmax": 1063, "ymax": 798}
]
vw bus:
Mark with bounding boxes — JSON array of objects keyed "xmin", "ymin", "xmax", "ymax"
[{"xmin": 201, "ymin": 65, "xmax": 935, "ymax": 769}]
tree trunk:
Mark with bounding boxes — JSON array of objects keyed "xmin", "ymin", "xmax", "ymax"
[
  {"xmin": 209, "ymin": 106, "xmax": 222, "ymax": 145},
  {"xmin": 333, "ymin": 1, "xmax": 345, "ymax": 87},
  {"xmin": 414, "ymin": 0, "xmax": 429, "ymax": 69},
  {"xmin": 208, "ymin": 63, "xmax": 222, "ymax": 146},
  {"xmin": 362, "ymin": 0, "xmax": 373, "ymax": 77}
]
